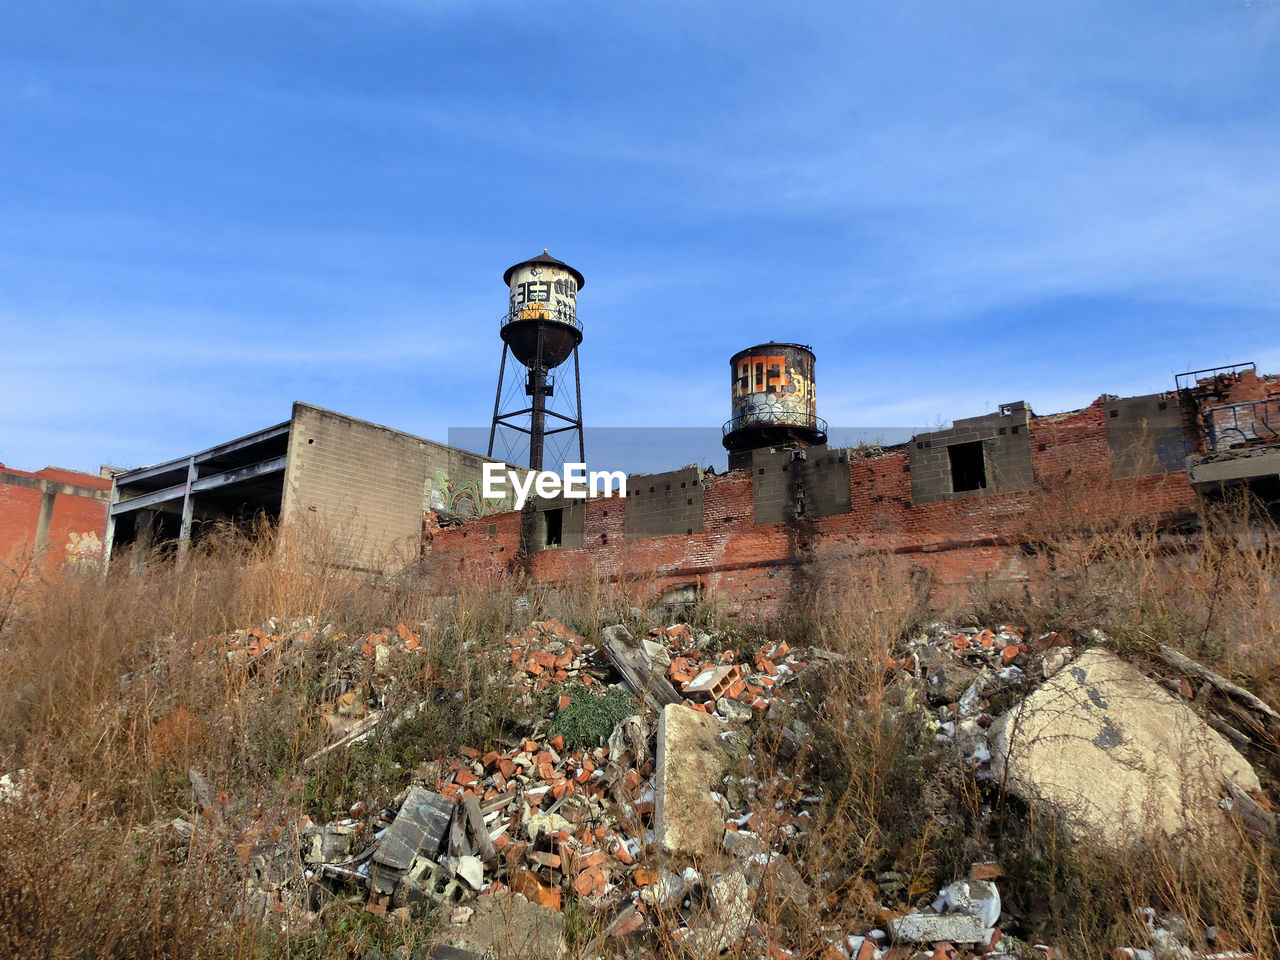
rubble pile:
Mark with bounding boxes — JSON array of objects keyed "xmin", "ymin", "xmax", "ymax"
[
  {"xmin": 292, "ymin": 619, "xmax": 825, "ymax": 954},
  {"xmin": 161, "ymin": 616, "xmax": 1275, "ymax": 958}
]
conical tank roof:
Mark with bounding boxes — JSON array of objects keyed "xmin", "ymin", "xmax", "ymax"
[{"xmin": 502, "ymin": 249, "xmax": 585, "ymax": 290}]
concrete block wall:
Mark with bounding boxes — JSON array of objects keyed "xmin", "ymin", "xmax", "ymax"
[
  {"xmin": 908, "ymin": 403, "xmax": 1034, "ymax": 505},
  {"xmin": 529, "ymin": 497, "xmax": 586, "ymax": 551},
  {"xmin": 1104, "ymin": 393, "xmax": 1190, "ymax": 477},
  {"xmin": 751, "ymin": 444, "xmax": 852, "ymax": 523},
  {"xmin": 283, "ymin": 403, "xmax": 514, "ymax": 570},
  {"xmin": 623, "ymin": 466, "xmax": 705, "ymax": 539}
]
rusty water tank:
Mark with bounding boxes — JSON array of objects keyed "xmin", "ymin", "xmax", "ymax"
[{"xmin": 722, "ymin": 342, "xmax": 827, "ymax": 460}]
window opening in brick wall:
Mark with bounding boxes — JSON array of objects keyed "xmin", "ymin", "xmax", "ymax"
[
  {"xmin": 948, "ymin": 441, "xmax": 987, "ymax": 493},
  {"xmin": 544, "ymin": 508, "xmax": 563, "ymax": 548}
]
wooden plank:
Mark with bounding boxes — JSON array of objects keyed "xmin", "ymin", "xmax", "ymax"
[
  {"xmin": 602, "ymin": 624, "xmax": 681, "ymax": 712},
  {"xmin": 1224, "ymin": 775, "xmax": 1276, "ymax": 839},
  {"xmin": 462, "ymin": 795, "xmax": 497, "ymax": 866},
  {"xmin": 1158, "ymin": 646, "xmax": 1280, "ymax": 727},
  {"xmin": 479, "ymin": 790, "xmax": 518, "ymax": 816}
]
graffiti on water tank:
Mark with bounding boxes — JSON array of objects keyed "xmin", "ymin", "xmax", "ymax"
[
  {"xmin": 731, "ymin": 352, "xmax": 817, "ymax": 425},
  {"xmin": 509, "ymin": 264, "xmax": 578, "ymax": 326}
]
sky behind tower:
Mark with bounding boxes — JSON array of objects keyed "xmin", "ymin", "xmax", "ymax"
[{"xmin": 2, "ymin": 0, "xmax": 1278, "ymax": 473}]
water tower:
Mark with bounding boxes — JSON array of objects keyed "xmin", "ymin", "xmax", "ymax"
[
  {"xmin": 722, "ymin": 342, "xmax": 827, "ymax": 470},
  {"xmin": 487, "ymin": 250, "xmax": 585, "ymax": 471}
]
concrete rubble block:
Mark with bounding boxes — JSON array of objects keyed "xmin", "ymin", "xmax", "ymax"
[
  {"xmin": 683, "ymin": 870, "xmax": 755, "ymax": 955},
  {"xmin": 1041, "ymin": 647, "xmax": 1073, "ymax": 680},
  {"xmin": 371, "ymin": 786, "xmax": 454, "ymax": 894},
  {"xmin": 717, "ymin": 697, "xmax": 754, "ymax": 722},
  {"xmin": 643, "ymin": 637, "xmax": 673, "ymax": 667},
  {"xmin": 932, "ymin": 879, "xmax": 1000, "ymax": 928},
  {"xmin": 638, "ymin": 867, "xmax": 690, "ymax": 909},
  {"xmin": 443, "ymin": 889, "xmax": 566, "ymax": 960},
  {"xmin": 655, "ymin": 703, "xmax": 730, "ymax": 858},
  {"xmin": 685, "ymin": 664, "xmax": 744, "ymax": 701},
  {"xmin": 888, "ymin": 911, "xmax": 991, "ymax": 944},
  {"xmin": 989, "ymin": 648, "xmax": 1261, "ymax": 847},
  {"xmin": 927, "ymin": 662, "xmax": 980, "ymax": 705},
  {"xmin": 303, "ymin": 823, "xmax": 357, "ymax": 864},
  {"xmin": 451, "ymin": 854, "xmax": 485, "ymax": 890}
]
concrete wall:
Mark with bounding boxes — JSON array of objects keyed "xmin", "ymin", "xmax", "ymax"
[
  {"xmin": 282, "ymin": 403, "xmax": 515, "ymax": 570},
  {"xmin": 1103, "ymin": 393, "xmax": 1190, "ymax": 477},
  {"xmin": 623, "ymin": 466, "xmax": 705, "ymax": 539},
  {"xmin": 0, "ymin": 463, "xmax": 111, "ymax": 573},
  {"xmin": 908, "ymin": 403, "xmax": 1034, "ymax": 505},
  {"xmin": 751, "ymin": 444, "xmax": 852, "ymax": 523},
  {"xmin": 529, "ymin": 497, "xmax": 586, "ymax": 551}
]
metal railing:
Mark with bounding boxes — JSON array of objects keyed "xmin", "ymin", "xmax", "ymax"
[
  {"xmin": 1204, "ymin": 398, "xmax": 1280, "ymax": 451},
  {"xmin": 500, "ymin": 309, "xmax": 582, "ymax": 331},
  {"xmin": 722, "ymin": 411, "xmax": 828, "ymax": 439},
  {"xmin": 1175, "ymin": 362, "xmax": 1256, "ymax": 394}
]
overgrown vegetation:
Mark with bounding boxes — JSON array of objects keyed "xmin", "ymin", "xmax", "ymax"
[
  {"xmin": 0, "ymin": 487, "xmax": 1277, "ymax": 958},
  {"xmin": 546, "ymin": 684, "xmax": 639, "ymax": 749}
]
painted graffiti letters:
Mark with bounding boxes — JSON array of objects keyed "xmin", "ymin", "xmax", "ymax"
[
  {"xmin": 734, "ymin": 355, "xmax": 794, "ymax": 397},
  {"xmin": 510, "ymin": 276, "xmax": 577, "ymax": 308}
]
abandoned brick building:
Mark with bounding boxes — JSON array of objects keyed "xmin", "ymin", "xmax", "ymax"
[
  {"xmin": 92, "ymin": 255, "xmax": 1276, "ymax": 597},
  {"xmin": 423, "ymin": 363, "xmax": 1280, "ymax": 614},
  {"xmin": 104, "ymin": 403, "xmax": 520, "ymax": 572},
  {"xmin": 0, "ymin": 462, "xmax": 116, "ymax": 573}
]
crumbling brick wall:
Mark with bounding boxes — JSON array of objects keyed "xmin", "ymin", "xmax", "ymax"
[
  {"xmin": 423, "ymin": 392, "xmax": 1206, "ymax": 616},
  {"xmin": 0, "ymin": 463, "xmax": 111, "ymax": 573}
]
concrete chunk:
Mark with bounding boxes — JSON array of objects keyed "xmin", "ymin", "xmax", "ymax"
[
  {"xmin": 655, "ymin": 703, "xmax": 729, "ymax": 858},
  {"xmin": 888, "ymin": 912, "xmax": 990, "ymax": 944},
  {"xmin": 990, "ymin": 648, "xmax": 1260, "ymax": 847},
  {"xmin": 446, "ymin": 890, "xmax": 565, "ymax": 960},
  {"xmin": 371, "ymin": 786, "xmax": 454, "ymax": 894},
  {"xmin": 685, "ymin": 665, "xmax": 743, "ymax": 700}
]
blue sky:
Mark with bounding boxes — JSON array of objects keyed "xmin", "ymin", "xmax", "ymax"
[{"xmin": 2, "ymin": 0, "xmax": 1278, "ymax": 473}]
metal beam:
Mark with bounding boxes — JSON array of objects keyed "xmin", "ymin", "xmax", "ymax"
[
  {"xmin": 194, "ymin": 423, "xmax": 290, "ymax": 465},
  {"xmin": 109, "ymin": 460, "xmax": 191, "ymax": 487},
  {"xmin": 110, "ymin": 482, "xmax": 188, "ymax": 515},
  {"xmin": 112, "ymin": 455, "xmax": 287, "ymax": 515},
  {"xmin": 191, "ymin": 455, "xmax": 287, "ymax": 492},
  {"xmin": 113, "ymin": 422, "xmax": 290, "ymax": 486}
]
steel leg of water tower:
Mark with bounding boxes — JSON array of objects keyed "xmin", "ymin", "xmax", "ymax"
[
  {"xmin": 573, "ymin": 345, "xmax": 584, "ymax": 463},
  {"xmin": 487, "ymin": 343, "xmax": 509, "ymax": 459},
  {"xmin": 529, "ymin": 325, "xmax": 546, "ymax": 471}
]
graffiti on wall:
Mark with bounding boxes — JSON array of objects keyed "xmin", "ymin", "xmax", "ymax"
[
  {"xmin": 426, "ymin": 468, "xmax": 507, "ymax": 520},
  {"xmin": 64, "ymin": 530, "xmax": 103, "ymax": 570}
]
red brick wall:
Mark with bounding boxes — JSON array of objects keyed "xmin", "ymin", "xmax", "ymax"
[
  {"xmin": 422, "ymin": 396, "xmax": 1205, "ymax": 616},
  {"xmin": 0, "ymin": 463, "xmax": 111, "ymax": 574}
]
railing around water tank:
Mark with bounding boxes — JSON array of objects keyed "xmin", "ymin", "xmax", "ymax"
[
  {"xmin": 500, "ymin": 309, "xmax": 582, "ymax": 331},
  {"xmin": 722, "ymin": 411, "xmax": 828, "ymax": 439}
]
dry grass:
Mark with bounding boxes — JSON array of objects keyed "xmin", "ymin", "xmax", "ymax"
[{"xmin": 0, "ymin": 493, "xmax": 1276, "ymax": 959}]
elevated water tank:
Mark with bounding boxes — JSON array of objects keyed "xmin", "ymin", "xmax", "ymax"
[{"xmin": 722, "ymin": 342, "xmax": 827, "ymax": 467}]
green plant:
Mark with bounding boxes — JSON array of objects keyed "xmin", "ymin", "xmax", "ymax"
[{"xmin": 547, "ymin": 685, "xmax": 637, "ymax": 749}]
